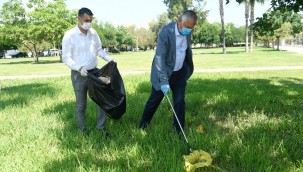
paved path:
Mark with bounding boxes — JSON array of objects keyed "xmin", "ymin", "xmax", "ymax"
[{"xmin": 279, "ymin": 46, "xmax": 303, "ymax": 54}]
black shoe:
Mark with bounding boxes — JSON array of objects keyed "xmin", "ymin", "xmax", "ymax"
[
  {"xmin": 139, "ymin": 122, "xmax": 149, "ymax": 129},
  {"xmin": 99, "ymin": 129, "xmax": 111, "ymax": 137}
]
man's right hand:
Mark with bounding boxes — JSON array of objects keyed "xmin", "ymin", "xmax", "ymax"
[
  {"xmin": 160, "ymin": 84, "xmax": 170, "ymax": 95},
  {"xmin": 79, "ymin": 67, "xmax": 87, "ymax": 76}
]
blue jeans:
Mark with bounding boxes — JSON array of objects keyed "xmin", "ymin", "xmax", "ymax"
[{"xmin": 139, "ymin": 65, "xmax": 187, "ymax": 133}]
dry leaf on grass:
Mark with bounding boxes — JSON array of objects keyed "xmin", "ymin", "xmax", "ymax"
[{"xmin": 196, "ymin": 124, "xmax": 203, "ymax": 133}]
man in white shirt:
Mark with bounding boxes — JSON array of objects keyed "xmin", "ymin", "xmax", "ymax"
[{"xmin": 62, "ymin": 7, "xmax": 113, "ymax": 136}]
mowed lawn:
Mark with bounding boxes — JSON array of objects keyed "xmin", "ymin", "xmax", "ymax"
[
  {"xmin": 1, "ymin": 47, "xmax": 303, "ymax": 171},
  {"xmin": 1, "ymin": 46, "xmax": 303, "ymax": 76}
]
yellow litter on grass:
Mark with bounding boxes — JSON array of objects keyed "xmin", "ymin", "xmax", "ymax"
[
  {"xmin": 184, "ymin": 150, "xmax": 212, "ymax": 172},
  {"xmin": 196, "ymin": 124, "xmax": 204, "ymax": 133}
]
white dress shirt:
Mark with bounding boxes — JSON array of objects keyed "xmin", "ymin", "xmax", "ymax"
[
  {"xmin": 174, "ymin": 23, "xmax": 188, "ymax": 71},
  {"xmin": 62, "ymin": 25, "xmax": 112, "ymax": 71}
]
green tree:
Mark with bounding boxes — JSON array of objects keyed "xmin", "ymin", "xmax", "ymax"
[
  {"xmin": 26, "ymin": 0, "xmax": 77, "ymax": 61},
  {"xmin": 219, "ymin": 0, "xmax": 226, "ymax": 53},
  {"xmin": 137, "ymin": 27, "xmax": 154, "ymax": 49},
  {"xmin": 115, "ymin": 25, "xmax": 135, "ymax": 50},
  {"xmin": 274, "ymin": 22, "xmax": 292, "ymax": 50},
  {"xmin": 148, "ymin": 12, "xmax": 170, "ymax": 43},
  {"xmin": 227, "ymin": 0, "xmax": 267, "ymax": 52},
  {"xmin": 254, "ymin": 10, "xmax": 303, "ymax": 49},
  {"xmin": 271, "ymin": 0, "xmax": 303, "ymax": 12},
  {"xmin": 98, "ymin": 22, "xmax": 118, "ymax": 49},
  {"xmin": 249, "ymin": 0, "xmax": 267, "ymax": 52},
  {"xmin": 0, "ymin": 0, "xmax": 76, "ymax": 62},
  {"xmin": 193, "ymin": 22, "xmax": 220, "ymax": 47},
  {"xmin": 0, "ymin": 34, "xmax": 17, "ymax": 58},
  {"xmin": 162, "ymin": 0, "xmax": 207, "ymax": 21},
  {"xmin": 127, "ymin": 25, "xmax": 156, "ymax": 50},
  {"xmin": 225, "ymin": 23, "xmax": 246, "ymax": 46},
  {"xmin": 0, "ymin": 0, "xmax": 26, "ymax": 52},
  {"xmin": 226, "ymin": 0, "xmax": 250, "ymax": 52},
  {"xmin": 253, "ymin": 11, "xmax": 275, "ymax": 46},
  {"xmin": 244, "ymin": 0, "xmax": 250, "ymax": 52}
]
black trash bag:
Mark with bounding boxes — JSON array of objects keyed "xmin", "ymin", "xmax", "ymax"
[{"xmin": 87, "ymin": 61, "xmax": 126, "ymax": 119}]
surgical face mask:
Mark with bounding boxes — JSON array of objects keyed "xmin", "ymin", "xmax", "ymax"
[
  {"xmin": 180, "ymin": 27, "xmax": 192, "ymax": 36},
  {"xmin": 81, "ymin": 22, "xmax": 91, "ymax": 30}
]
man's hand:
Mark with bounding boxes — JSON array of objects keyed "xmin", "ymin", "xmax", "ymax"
[
  {"xmin": 160, "ymin": 84, "xmax": 170, "ymax": 95},
  {"xmin": 79, "ymin": 67, "xmax": 87, "ymax": 77}
]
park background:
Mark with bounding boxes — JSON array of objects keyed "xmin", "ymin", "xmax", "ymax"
[
  {"xmin": 1, "ymin": 0, "xmax": 303, "ymax": 171},
  {"xmin": 0, "ymin": 0, "xmax": 302, "ymax": 60}
]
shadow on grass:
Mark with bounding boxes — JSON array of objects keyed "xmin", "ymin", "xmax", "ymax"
[
  {"xmin": 194, "ymin": 50, "xmax": 244, "ymax": 55},
  {"xmin": 34, "ymin": 59, "xmax": 62, "ymax": 64},
  {"xmin": 1, "ymin": 60, "xmax": 33, "ymax": 65},
  {"xmin": 0, "ymin": 83, "xmax": 57, "ymax": 109},
  {"xmin": 259, "ymin": 49, "xmax": 288, "ymax": 52},
  {"xmin": 40, "ymin": 76, "xmax": 303, "ymax": 171}
]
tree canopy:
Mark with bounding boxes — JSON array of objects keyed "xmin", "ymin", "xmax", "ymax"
[
  {"xmin": 271, "ymin": 0, "xmax": 303, "ymax": 12},
  {"xmin": 254, "ymin": 9, "xmax": 303, "ymax": 49},
  {"xmin": 0, "ymin": 0, "xmax": 77, "ymax": 62}
]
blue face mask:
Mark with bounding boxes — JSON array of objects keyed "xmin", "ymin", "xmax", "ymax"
[{"xmin": 180, "ymin": 27, "xmax": 192, "ymax": 36}]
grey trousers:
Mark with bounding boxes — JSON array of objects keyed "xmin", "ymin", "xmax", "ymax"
[{"xmin": 71, "ymin": 70, "xmax": 106, "ymax": 132}]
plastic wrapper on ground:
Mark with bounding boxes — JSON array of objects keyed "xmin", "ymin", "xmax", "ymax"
[{"xmin": 183, "ymin": 150, "xmax": 213, "ymax": 172}]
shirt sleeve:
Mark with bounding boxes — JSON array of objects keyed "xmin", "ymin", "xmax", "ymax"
[
  {"xmin": 96, "ymin": 34, "xmax": 113, "ymax": 62},
  {"xmin": 62, "ymin": 32, "xmax": 81, "ymax": 71},
  {"xmin": 154, "ymin": 29, "xmax": 169, "ymax": 85}
]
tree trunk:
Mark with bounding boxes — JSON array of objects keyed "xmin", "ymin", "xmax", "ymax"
[
  {"xmin": 277, "ymin": 37, "xmax": 280, "ymax": 50},
  {"xmin": 250, "ymin": 1, "xmax": 255, "ymax": 52},
  {"xmin": 59, "ymin": 49, "xmax": 62, "ymax": 62},
  {"xmin": 245, "ymin": 0, "xmax": 250, "ymax": 53},
  {"xmin": 290, "ymin": 39, "xmax": 292, "ymax": 46},
  {"xmin": 23, "ymin": 42, "xmax": 39, "ymax": 63},
  {"xmin": 33, "ymin": 44, "xmax": 39, "ymax": 63},
  {"xmin": 219, "ymin": 0, "xmax": 226, "ymax": 54}
]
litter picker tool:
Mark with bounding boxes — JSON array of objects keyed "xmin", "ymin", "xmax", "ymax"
[
  {"xmin": 164, "ymin": 94, "xmax": 213, "ymax": 172},
  {"xmin": 165, "ymin": 94, "xmax": 194, "ymax": 152}
]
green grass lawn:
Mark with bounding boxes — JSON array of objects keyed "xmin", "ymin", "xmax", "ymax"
[
  {"xmin": 1, "ymin": 47, "xmax": 303, "ymax": 171},
  {"xmin": 1, "ymin": 46, "xmax": 303, "ymax": 76}
]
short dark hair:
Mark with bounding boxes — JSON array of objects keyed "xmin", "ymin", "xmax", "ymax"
[
  {"xmin": 78, "ymin": 7, "xmax": 94, "ymax": 17},
  {"xmin": 179, "ymin": 10, "xmax": 197, "ymax": 23}
]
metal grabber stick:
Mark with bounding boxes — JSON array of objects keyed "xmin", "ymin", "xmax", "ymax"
[{"xmin": 165, "ymin": 94, "xmax": 194, "ymax": 152}]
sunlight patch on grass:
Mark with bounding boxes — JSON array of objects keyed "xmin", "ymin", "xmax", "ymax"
[
  {"xmin": 270, "ymin": 80, "xmax": 284, "ymax": 86},
  {"xmin": 205, "ymin": 92, "xmax": 229, "ymax": 106},
  {"xmin": 286, "ymin": 90, "xmax": 299, "ymax": 96},
  {"xmin": 209, "ymin": 111, "xmax": 283, "ymax": 133}
]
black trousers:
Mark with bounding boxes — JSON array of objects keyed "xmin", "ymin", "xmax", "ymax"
[{"xmin": 139, "ymin": 65, "xmax": 187, "ymax": 133}]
